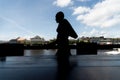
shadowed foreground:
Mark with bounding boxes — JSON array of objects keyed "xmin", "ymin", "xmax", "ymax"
[{"xmin": 1, "ymin": 55, "xmax": 120, "ymax": 80}]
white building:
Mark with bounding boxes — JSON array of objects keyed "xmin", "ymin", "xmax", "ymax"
[{"xmin": 30, "ymin": 35, "xmax": 45, "ymax": 45}]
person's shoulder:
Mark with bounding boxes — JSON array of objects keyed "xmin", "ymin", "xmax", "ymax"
[
  {"xmin": 63, "ymin": 19, "xmax": 70, "ymax": 24},
  {"xmin": 63, "ymin": 19, "xmax": 68, "ymax": 22}
]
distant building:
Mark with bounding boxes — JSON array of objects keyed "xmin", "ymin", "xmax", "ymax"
[
  {"xmin": 0, "ymin": 41, "xmax": 8, "ymax": 44},
  {"xmin": 99, "ymin": 39, "xmax": 112, "ymax": 45},
  {"xmin": 79, "ymin": 36, "xmax": 113, "ymax": 45},
  {"xmin": 79, "ymin": 36, "xmax": 90, "ymax": 42},
  {"xmin": 89, "ymin": 37, "xmax": 100, "ymax": 44},
  {"xmin": 17, "ymin": 37, "xmax": 26, "ymax": 44},
  {"xmin": 9, "ymin": 37, "xmax": 26, "ymax": 44},
  {"xmin": 30, "ymin": 35, "xmax": 45, "ymax": 45},
  {"xmin": 9, "ymin": 39, "xmax": 18, "ymax": 44}
]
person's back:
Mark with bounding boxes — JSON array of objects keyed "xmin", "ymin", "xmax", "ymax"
[{"xmin": 56, "ymin": 19, "xmax": 69, "ymax": 48}]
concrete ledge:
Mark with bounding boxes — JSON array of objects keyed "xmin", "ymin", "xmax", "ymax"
[
  {"xmin": 77, "ymin": 42, "xmax": 97, "ymax": 55},
  {"xmin": 0, "ymin": 43, "xmax": 24, "ymax": 56}
]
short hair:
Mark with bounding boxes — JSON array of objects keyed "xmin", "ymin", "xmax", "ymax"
[{"xmin": 56, "ymin": 11, "xmax": 64, "ymax": 19}]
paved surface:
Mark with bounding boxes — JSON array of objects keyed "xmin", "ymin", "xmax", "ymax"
[{"xmin": 1, "ymin": 55, "xmax": 120, "ymax": 80}]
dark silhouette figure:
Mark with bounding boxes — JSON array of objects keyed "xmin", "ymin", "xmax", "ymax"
[
  {"xmin": 55, "ymin": 11, "xmax": 78, "ymax": 64},
  {"xmin": 54, "ymin": 11, "xmax": 78, "ymax": 80}
]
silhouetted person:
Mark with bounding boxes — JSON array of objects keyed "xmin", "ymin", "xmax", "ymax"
[{"xmin": 55, "ymin": 11, "xmax": 78, "ymax": 80}]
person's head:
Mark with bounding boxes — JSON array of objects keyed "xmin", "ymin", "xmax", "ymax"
[{"xmin": 55, "ymin": 11, "xmax": 64, "ymax": 23}]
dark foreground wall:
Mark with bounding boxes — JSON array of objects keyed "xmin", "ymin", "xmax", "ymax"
[
  {"xmin": 0, "ymin": 42, "xmax": 118, "ymax": 56},
  {"xmin": 77, "ymin": 42, "xmax": 97, "ymax": 55},
  {"xmin": 24, "ymin": 43, "xmax": 98, "ymax": 55},
  {"xmin": 0, "ymin": 43, "xmax": 24, "ymax": 56}
]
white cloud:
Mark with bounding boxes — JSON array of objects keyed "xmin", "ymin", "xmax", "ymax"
[
  {"xmin": 73, "ymin": 0, "xmax": 120, "ymax": 28},
  {"xmin": 83, "ymin": 29, "xmax": 105, "ymax": 36},
  {"xmin": 76, "ymin": 0, "xmax": 90, "ymax": 2},
  {"xmin": 79, "ymin": 28, "xmax": 120, "ymax": 38},
  {"xmin": 72, "ymin": 7, "xmax": 90, "ymax": 15},
  {"xmin": 53, "ymin": 0, "xmax": 73, "ymax": 7},
  {"xmin": 80, "ymin": 28, "xmax": 109, "ymax": 37}
]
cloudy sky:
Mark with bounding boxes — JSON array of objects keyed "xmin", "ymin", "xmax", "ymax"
[{"xmin": 0, "ymin": 0, "xmax": 120, "ymax": 40}]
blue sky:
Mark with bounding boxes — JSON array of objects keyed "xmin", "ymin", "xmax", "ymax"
[{"xmin": 0, "ymin": 0, "xmax": 120, "ymax": 40}]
